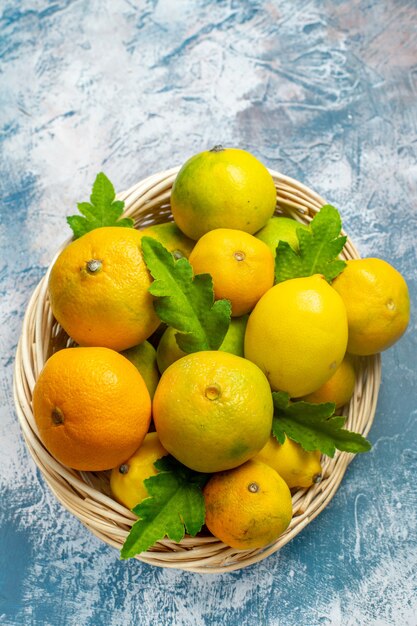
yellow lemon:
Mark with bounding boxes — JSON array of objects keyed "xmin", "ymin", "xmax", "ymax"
[
  {"xmin": 110, "ymin": 433, "xmax": 168, "ymax": 510},
  {"xmin": 332, "ymin": 258, "xmax": 410, "ymax": 355},
  {"xmin": 253, "ymin": 436, "xmax": 322, "ymax": 489},
  {"xmin": 204, "ymin": 460, "xmax": 293, "ymax": 550},
  {"xmin": 170, "ymin": 146, "xmax": 276, "ymax": 240},
  {"xmin": 244, "ymin": 275, "xmax": 348, "ymax": 397}
]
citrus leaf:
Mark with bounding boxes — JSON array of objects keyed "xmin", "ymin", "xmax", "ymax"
[
  {"xmin": 67, "ymin": 172, "xmax": 134, "ymax": 238},
  {"xmin": 120, "ymin": 458, "xmax": 208, "ymax": 559},
  {"xmin": 141, "ymin": 236, "xmax": 231, "ymax": 352},
  {"xmin": 272, "ymin": 392, "xmax": 371, "ymax": 457},
  {"xmin": 275, "ymin": 205, "xmax": 347, "ymax": 283}
]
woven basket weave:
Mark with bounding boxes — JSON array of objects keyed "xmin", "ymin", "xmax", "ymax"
[{"xmin": 13, "ymin": 167, "xmax": 381, "ymax": 573}]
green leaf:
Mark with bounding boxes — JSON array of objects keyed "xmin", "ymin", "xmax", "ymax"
[
  {"xmin": 120, "ymin": 457, "xmax": 208, "ymax": 559},
  {"xmin": 272, "ymin": 392, "xmax": 372, "ymax": 457},
  {"xmin": 141, "ymin": 236, "xmax": 232, "ymax": 352},
  {"xmin": 67, "ymin": 172, "xmax": 134, "ymax": 238},
  {"xmin": 275, "ymin": 205, "xmax": 347, "ymax": 283}
]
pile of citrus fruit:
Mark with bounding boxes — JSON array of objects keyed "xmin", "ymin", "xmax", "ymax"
[{"xmin": 33, "ymin": 146, "xmax": 410, "ymax": 553}]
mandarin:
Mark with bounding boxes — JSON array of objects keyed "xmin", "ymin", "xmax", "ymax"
[{"xmin": 33, "ymin": 347, "xmax": 151, "ymax": 471}]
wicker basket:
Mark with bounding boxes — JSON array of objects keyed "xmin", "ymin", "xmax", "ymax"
[{"xmin": 13, "ymin": 167, "xmax": 381, "ymax": 573}]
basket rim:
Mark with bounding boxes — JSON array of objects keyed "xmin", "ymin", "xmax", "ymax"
[{"xmin": 13, "ymin": 167, "xmax": 382, "ymax": 573}]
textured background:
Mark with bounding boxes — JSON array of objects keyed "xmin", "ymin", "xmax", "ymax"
[{"xmin": 1, "ymin": 1, "xmax": 416, "ymax": 624}]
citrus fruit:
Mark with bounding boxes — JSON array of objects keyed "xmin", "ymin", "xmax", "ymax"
[
  {"xmin": 332, "ymin": 258, "xmax": 410, "ymax": 355},
  {"xmin": 189, "ymin": 228, "xmax": 275, "ymax": 316},
  {"xmin": 253, "ymin": 436, "xmax": 322, "ymax": 489},
  {"xmin": 203, "ymin": 460, "xmax": 292, "ymax": 550},
  {"xmin": 156, "ymin": 316, "xmax": 248, "ymax": 374},
  {"xmin": 32, "ymin": 347, "xmax": 152, "ymax": 471},
  {"xmin": 153, "ymin": 351, "xmax": 273, "ymax": 473},
  {"xmin": 48, "ymin": 226, "xmax": 160, "ymax": 351},
  {"xmin": 110, "ymin": 433, "xmax": 168, "ymax": 510},
  {"xmin": 138, "ymin": 222, "xmax": 194, "ymax": 259},
  {"xmin": 302, "ymin": 353, "xmax": 356, "ymax": 408},
  {"xmin": 255, "ymin": 216, "xmax": 308, "ymax": 253},
  {"xmin": 244, "ymin": 274, "xmax": 348, "ymax": 397},
  {"xmin": 170, "ymin": 146, "xmax": 277, "ymax": 240},
  {"xmin": 218, "ymin": 314, "xmax": 248, "ymax": 357},
  {"xmin": 121, "ymin": 341, "xmax": 160, "ymax": 399},
  {"xmin": 155, "ymin": 326, "xmax": 185, "ymax": 375}
]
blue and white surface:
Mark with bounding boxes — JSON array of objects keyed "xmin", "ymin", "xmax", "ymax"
[{"xmin": 1, "ymin": 2, "xmax": 416, "ymax": 624}]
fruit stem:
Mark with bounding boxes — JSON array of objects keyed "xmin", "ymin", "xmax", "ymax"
[
  {"xmin": 210, "ymin": 145, "xmax": 225, "ymax": 153},
  {"xmin": 205, "ymin": 384, "xmax": 221, "ymax": 401},
  {"xmin": 86, "ymin": 259, "xmax": 102, "ymax": 274},
  {"xmin": 51, "ymin": 407, "xmax": 64, "ymax": 425},
  {"xmin": 234, "ymin": 251, "xmax": 245, "ymax": 262}
]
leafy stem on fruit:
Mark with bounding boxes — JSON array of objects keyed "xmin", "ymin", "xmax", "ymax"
[
  {"xmin": 67, "ymin": 172, "xmax": 134, "ymax": 239},
  {"xmin": 141, "ymin": 236, "xmax": 231, "ymax": 353},
  {"xmin": 275, "ymin": 204, "xmax": 347, "ymax": 284},
  {"xmin": 271, "ymin": 391, "xmax": 372, "ymax": 457}
]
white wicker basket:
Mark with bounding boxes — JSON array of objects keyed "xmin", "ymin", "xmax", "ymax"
[{"xmin": 13, "ymin": 168, "xmax": 381, "ymax": 573}]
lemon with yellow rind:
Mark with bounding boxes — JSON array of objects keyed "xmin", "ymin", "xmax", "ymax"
[
  {"xmin": 332, "ymin": 258, "xmax": 410, "ymax": 355},
  {"xmin": 245, "ymin": 274, "xmax": 348, "ymax": 397},
  {"xmin": 253, "ymin": 435, "xmax": 322, "ymax": 489},
  {"xmin": 110, "ymin": 433, "xmax": 168, "ymax": 510}
]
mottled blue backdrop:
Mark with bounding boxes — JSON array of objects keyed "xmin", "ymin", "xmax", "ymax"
[{"xmin": 1, "ymin": 1, "xmax": 416, "ymax": 625}]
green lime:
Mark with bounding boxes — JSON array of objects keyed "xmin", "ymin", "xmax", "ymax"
[
  {"xmin": 139, "ymin": 222, "xmax": 195, "ymax": 259},
  {"xmin": 122, "ymin": 341, "xmax": 160, "ymax": 399},
  {"xmin": 255, "ymin": 216, "xmax": 308, "ymax": 254},
  {"xmin": 156, "ymin": 327, "xmax": 185, "ymax": 374},
  {"xmin": 156, "ymin": 316, "xmax": 249, "ymax": 374},
  {"xmin": 219, "ymin": 315, "xmax": 248, "ymax": 357}
]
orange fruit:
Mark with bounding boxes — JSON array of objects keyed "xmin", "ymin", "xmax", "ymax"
[
  {"xmin": 302, "ymin": 353, "xmax": 356, "ymax": 408},
  {"xmin": 189, "ymin": 228, "xmax": 275, "ymax": 316},
  {"xmin": 110, "ymin": 433, "xmax": 168, "ymax": 510},
  {"xmin": 170, "ymin": 146, "xmax": 276, "ymax": 240},
  {"xmin": 33, "ymin": 347, "xmax": 152, "ymax": 471},
  {"xmin": 253, "ymin": 436, "xmax": 322, "ymax": 489},
  {"xmin": 204, "ymin": 460, "xmax": 293, "ymax": 550},
  {"xmin": 332, "ymin": 258, "xmax": 410, "ymax": 355},
  {"xmin": 48, "ymin": 226, "xmax": 160, "ymax": 351},
  {"xmin": 153, "ymin": 351, "xmax": 273, "ymax": 473},
  {"xmin": 244, "ymin": 275, "xmax": 348, "ymax": 397},
  {"xmin": 138, "ymin": 222, "xmax": 194, "ymax": 259}
]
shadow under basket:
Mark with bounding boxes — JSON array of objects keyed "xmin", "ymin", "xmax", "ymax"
[{"xmin": 13, "ymin": 167, "xmax": 381, "ymax": 573}]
